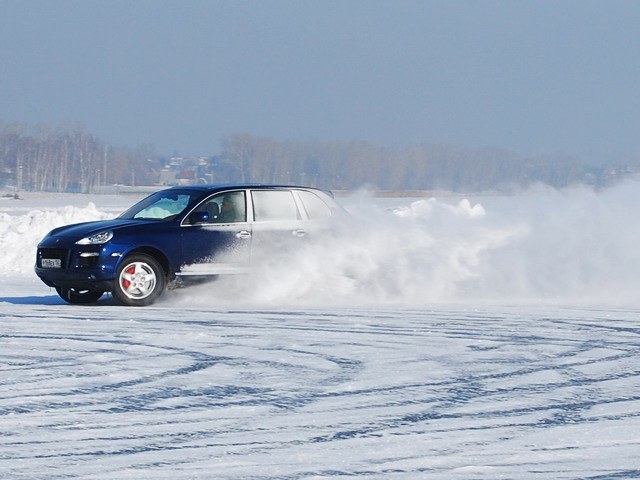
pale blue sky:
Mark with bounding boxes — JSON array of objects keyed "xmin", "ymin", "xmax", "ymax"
[{"xmin": 2, "ymin": 0, "xmax": 639, "ymax": 163}]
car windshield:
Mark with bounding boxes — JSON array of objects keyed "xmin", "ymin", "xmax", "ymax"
[{"xmin": 119, "ymin": 190, "xmax": 196, "ymax": 221}]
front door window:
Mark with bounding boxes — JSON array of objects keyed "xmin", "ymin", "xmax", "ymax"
[{"xmin": 217, "ymin": 191, "xmax": 246, "ymax": 223}]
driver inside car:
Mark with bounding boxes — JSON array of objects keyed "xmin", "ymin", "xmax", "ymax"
[{"xmin": 217, "ymin": 192, "xmax": 245, "ymax": 223}]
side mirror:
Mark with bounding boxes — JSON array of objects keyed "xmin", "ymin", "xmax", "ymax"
[{"xmin": 187, "ymin": 211, "xmax": 209, "ymax": 225}]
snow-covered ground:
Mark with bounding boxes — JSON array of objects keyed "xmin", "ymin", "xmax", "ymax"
[{"xmin": 1, "ymin": 183, "xmax": 640, "ymax": 478}]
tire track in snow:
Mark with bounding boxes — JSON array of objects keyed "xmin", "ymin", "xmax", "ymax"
[{"xmin": 1, "ymin": 304, "xmax": 639, "ymax": 479}]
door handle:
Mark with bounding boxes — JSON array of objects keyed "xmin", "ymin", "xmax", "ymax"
[
  {"xmin": 292, "ymin": 229, "xmax": 307, "ymax": 237},
  {"xmin": 236, "ymin": 230, "xmax": 251, "ymax": 239}
]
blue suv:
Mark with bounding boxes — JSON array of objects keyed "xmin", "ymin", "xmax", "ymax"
[{"xmin": 35, "ymin": 185, "xmax": 343, "ymax": 306}]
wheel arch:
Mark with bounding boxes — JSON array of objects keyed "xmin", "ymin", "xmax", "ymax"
[{"xmin": 119, "ymin": 247, "xmax": 172, "ymax": 280}]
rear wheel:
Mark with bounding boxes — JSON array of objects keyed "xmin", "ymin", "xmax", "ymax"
[
  {"xmin": 56, "ymin": 287, "xmax": 104, "ymax": 305},
  {"xmin": 113, "ymin": 253, "xmax": 165, "ymax": 306}
]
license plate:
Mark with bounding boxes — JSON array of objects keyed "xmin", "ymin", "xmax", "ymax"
[{"xmin": 41, "ymin": 258, "xmax": 62, "ymax": 268}]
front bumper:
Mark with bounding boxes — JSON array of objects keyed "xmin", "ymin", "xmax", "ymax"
[
  {"xmin": 34, "ymin": 238, "xmax": 122, "ymax": 291},
  {"xmin": 34, "ymin": 266, "xmax": 114, "ymax": 291}
]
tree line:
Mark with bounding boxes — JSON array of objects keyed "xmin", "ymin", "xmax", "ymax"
[
  {"xmin": 218, "ymin": 134, "xmax": 621, "ymax": 191},
  {"xmin": 0, "ymin": 124, "xmax": 634, "ymax": 194},
  {"xmin": 0, "ymin": 123, "xmax": 155, "ymax": 193}
]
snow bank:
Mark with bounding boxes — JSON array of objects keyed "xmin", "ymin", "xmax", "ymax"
[{"xmin": 0, "ymin": 203, "xmax": 111, "ymax": 276}]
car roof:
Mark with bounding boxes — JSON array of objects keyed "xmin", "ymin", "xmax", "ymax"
[{"xmin": 166, "ymin": 184, "xmax": 333, "ymax": 195}]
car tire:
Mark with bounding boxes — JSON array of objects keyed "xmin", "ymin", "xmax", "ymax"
[
  {"xmin": 113, "ymin": 253, "xmax": 165, "ymax": 306},
  {"xmin": 56, "ymin": 287, "xmax": 104, "ymax": 305}
]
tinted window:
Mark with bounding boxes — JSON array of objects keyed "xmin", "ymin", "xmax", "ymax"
[
  {"xmin": 252, "ymin": 190, "xmax": 299, "ymax": 221},
  {"xmin": 297, "ymin": 190, "xmax": 332, "ymax": 220}
]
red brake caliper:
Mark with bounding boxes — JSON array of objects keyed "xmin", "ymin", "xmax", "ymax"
[{"xmin": 122, "ymin": 265, "xmax": 136, "ymax": 289}]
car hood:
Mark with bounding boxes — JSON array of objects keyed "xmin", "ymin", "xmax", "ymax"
[{"xmin": 45, "ymin": 219, "xmax": 145, "ymax": 240}]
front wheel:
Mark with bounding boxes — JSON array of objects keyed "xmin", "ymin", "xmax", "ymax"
[
  {"xmin": 113, "ymin": 253, "xmax": 165, "ymax": 306},
  {"xmin": 56, "ymin": 287, "xmax": 104, "ymax": 305}
]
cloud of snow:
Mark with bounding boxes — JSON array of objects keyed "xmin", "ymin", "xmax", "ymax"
[
  {"xmin": 174, "ymin": 179, "xmax": 640, "ymax": 306},
  {"xmin": 3, "ymin": 180, "xmax": 640, "ymax": 305},
  {"xmin": 226, "ymin": 193, "xmax": 525, "ymax": 305}
]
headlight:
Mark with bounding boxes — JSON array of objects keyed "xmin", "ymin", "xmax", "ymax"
[{"xmin": 76, "ymin": 231, "xmax": 114, "ymax": 245}]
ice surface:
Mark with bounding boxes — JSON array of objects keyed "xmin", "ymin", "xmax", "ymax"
[{"xmin": 1, "ymin": 183, "xmax": 640, "ymax": 478}]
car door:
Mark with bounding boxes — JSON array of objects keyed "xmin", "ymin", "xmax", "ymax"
[
  {"xmin": 178, "ymin": 190, "xmax": 252, "ymax": 276},
  {"xmin": 249, "ymin": 189, "xmax": 307, "ymax": 264}
]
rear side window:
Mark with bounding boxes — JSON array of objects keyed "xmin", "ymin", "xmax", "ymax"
[
  {"xmin": 252, "ymin": 190, "xmax": 299, "ymax": 221},
  {"xmin": 297, "ymin": 190, "xmax": 332, "ymax": 220}
]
